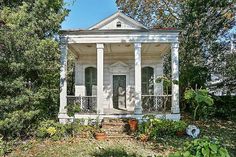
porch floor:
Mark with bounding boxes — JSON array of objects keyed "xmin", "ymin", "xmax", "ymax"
[{"xmin": 103, "ymin": 108, "xmax": 133, "ymax": 115}]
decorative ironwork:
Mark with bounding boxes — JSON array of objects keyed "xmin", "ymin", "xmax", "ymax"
[
  {"xmin": 67, "ymin": 96, "xmax": 97, "ymax": 113},
  {"xmin": 141, "ymin": 95, "xmax": 172, "ymax": 113}
]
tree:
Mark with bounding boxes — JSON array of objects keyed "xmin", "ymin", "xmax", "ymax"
[
  {"xmin": 116, "ymin": 0, "xmax": 235, "ymax": 93},
  {"xmin": 0, "ymin": 0, "xmax": 68, "ymax": 139}
]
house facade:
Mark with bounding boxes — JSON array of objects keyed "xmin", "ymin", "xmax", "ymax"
[{"xmin": 58, "ymin": 11, "xmax": 180, "ymax": 123}]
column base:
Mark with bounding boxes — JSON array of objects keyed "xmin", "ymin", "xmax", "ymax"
[
  {"xmin": 134, "ymin": 107, "xmax": 143, "ymax": 115},
  {"xmin": 58, "ymin": 113, "xmax": 70, "ymax": 124},
  {"xmin": 171, "ymin": 107, "xmax": 180, "ymax": 114}
]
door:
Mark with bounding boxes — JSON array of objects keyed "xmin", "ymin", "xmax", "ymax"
[{"xmin": 113, "ymin": 75, "xmax": 126, "ymax": 110}]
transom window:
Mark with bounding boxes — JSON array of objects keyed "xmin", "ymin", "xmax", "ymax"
[{"xmin": 142, "ymin": 67, "xmax": 154, "ymax": 95}]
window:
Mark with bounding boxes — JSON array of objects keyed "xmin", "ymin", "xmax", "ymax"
[
  {"xmin": 142, "ymin": 67, "xmax": 154, "ymax": 95},
  {"xmin": 116, "ymin": 21, "xmax": 121, "ymax": 28},
  {"xmin": 85, "ymin": 67, "xmax": 97, "ymax": 96}
]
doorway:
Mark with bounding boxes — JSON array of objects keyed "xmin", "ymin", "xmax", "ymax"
[{"xmin": 113, "ymin": 75, "xmax": 126, "ymax": 110}]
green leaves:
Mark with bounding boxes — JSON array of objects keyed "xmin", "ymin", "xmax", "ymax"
[
  {"xmin": 184, "ymin": 88, "xmax": 214, "ymax": 120},
  {"xmin": 0, "ymin": 0, "xmax": 68, "ymax": 140},
  {"xmin": 169, "ymin": 137, "xmax": 230, "ymax": 157}
]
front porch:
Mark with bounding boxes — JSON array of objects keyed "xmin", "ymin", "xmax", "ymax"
[{"xmin": 58, "ymin": 11, "xmax": 180, "ymax": 123}]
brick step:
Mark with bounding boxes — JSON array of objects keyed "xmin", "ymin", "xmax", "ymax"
[
  {"xmin": 104, "ymin": 130, "xmax": 128, "ymax": 134},
  {"xmin": 103, "ymin": 118, "xmax": 129, "ymax": 123},
  {"xmin": 102, "ymin": 122, "xmax": 128, "ymax": 126},
  {"xmin": 102, "ymin": 126, "xmax": 128, "ymax": 131},
  {"xmin": 102, "ymin": 124, "xmax": 129, "ymax": 129}
]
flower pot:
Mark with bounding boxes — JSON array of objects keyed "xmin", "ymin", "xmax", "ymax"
[
  {"xmin": 94, "ymin": 132, "xmax": 107, "ymax": 140},
  {"xmin": 128, "ymin": 119, "xmax": 138, "ymax": 132}
]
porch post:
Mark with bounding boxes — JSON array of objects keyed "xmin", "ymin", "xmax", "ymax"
[
  {"xmin": 171, "ymin": 42, "xmax": 180, "ymax": 114},
  {"xmin": 96, "ymin": 43, "xmax": 104, "ymax": 114},
  {"xmin": 134, "ymin": 43, "xmax": 143, "ymax": 114},
  {"xmin": 59, "ymin": 36, "xmax": 68, "ymax": 124}
]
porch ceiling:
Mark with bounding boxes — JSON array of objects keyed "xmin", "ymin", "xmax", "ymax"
[{"xmin": 68, "ymin": 43, "xmax": 170, "ymax": 58}]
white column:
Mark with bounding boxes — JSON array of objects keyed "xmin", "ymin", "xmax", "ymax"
[
  {"xmin": 96, "ymin": 44, "xmax": 104, "ymax": 114},
  {"xmin": 59, "ymin": 36, "xmax": 68, "ymax": 124},
  {"xmin": 171, "ymin": 42, "xmax": 180, "ymax": 114},
  {"xmin": 134, "ymin": 43, "xmax": 142, "ymax": 114}
]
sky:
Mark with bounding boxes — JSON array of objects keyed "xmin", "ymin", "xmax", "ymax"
[{"xmin": 61, "ymin": 0, "xmax": 118, "ymax": 29}]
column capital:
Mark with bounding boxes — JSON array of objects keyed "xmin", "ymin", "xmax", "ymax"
[
  {"xmin": 134, "ymin": 43, "xmax": 141, "ymax": 48},
  {"xmin": 96, "ymin": 43, "xmax": 104, "ymax": 49},
  {"xmin": 60, "ymin": 36, "xmax": 68, "ymax": 45},
  {"xmin": 171, "ymin": 42, "xmax": 179, "ymax": 48}
]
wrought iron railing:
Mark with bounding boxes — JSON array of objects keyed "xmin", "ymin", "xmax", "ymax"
[
  {"xmin": 141, "ymin": 95, "xmax": 172, "ymax": 113},
  {"xmin": 67, "ymin": 95, "xmax": 97, "ymax": 113}
]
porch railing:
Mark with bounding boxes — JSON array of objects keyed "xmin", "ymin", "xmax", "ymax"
[
  {"xmin": 141, "ymin": 95, "xmax": 172, "ymax": 113},
  {"xmin": 67, "ymin": 95, "xmax": 97, "ymax": 113}
]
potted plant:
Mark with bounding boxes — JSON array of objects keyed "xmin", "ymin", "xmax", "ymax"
[
  {"xmin": 174, "ymin": 121, "xmax": 187, "ymax": 137},
  {"xmin": 94, "ymin": 128, "xmax": 107, "ymax": 140},
  {"xmin": 128, "ymin": 118, "xmax": 138, "ymax": 132}
]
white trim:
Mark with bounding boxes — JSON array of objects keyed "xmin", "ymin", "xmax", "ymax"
[
  {"xmin": 58, "ymin": 113, "xmax": 181, "ymax": 121},
  {"xmin": 89, "ymin": 11, "xmax": 147, "ymax": 30},
  {"xmin": 66, "ymin": 32, "xmax": 179, "ymax": 44}
]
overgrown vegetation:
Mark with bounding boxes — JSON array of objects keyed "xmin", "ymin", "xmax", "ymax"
[
  {"xmin": 184, "ymin": 88, "xmax": 214, "ymax": 120},
  {"xmin": 0, "ymin": 0, "xmax": 68, "ymax": 141},
  {"xmin": 137, "ymin": 115, "xmax": 187, "ymax": 141},
  {"xmin": 0, "ymin": 0, "xmax": 236, "ymax": 156},
  {"xmin": 7, "ymin": 119, "xmax": 236, "ymax": 156},
  {"xmin": 169, "ymin": 137, "xmax": 230, "ymax": 157}
]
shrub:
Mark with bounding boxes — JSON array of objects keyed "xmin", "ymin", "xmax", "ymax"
[
  {"xmin": 169, "ymin": 137, "xmax": 230, "ymax": 157},
  {"xmin": 174, "ymin": 121, "xmax": 188, "ymax": 132},
  {"xmin": 0, "ymin": 135, "xmax": 4, "ymax": 156},
  {"xmin": 184, "ymin": 88, "xmax": 214, "ymax": 120},
  {"xmin": 36, "ymin": 120, "xmax": 69, "ymax": 140},
  {"xmin": 0, "ymin": 134, "xmax": 14, "ymax": 156},
  {"xmin": 137, "ymin": 115, "xmax": 187, "ymax": 140},
  {"xmin": 66, "ymin": 103, "xmax": 81, "ymax": 117},
  {"xmin": 213, "ymin": 96, "xmax": 236, "ymax": 120},
  {"xmin": 69, "ymin": 119, "xmax": 96, "ymax": 138}
]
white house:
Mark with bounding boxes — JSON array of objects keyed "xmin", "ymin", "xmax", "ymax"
[{"xmin": 58, "ymin": 11, "xmax": 180, "ymax": 123}]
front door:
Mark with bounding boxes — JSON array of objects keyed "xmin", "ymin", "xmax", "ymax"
[{"xmin": 113, "ymin": 75, "xmax": 126, "ymax": 110}]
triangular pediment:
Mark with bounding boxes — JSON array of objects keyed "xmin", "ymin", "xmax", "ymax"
[
  {"xmin": 109, "ymin": 61, "xmax": 130, "ymax": 73},
  {"xmin": 110, "ymin": 61, "xmax": 129, "ymax": 67},
  {"xmin": 89, "ymin": 11, "xmax": 147, "ymax": 30}
]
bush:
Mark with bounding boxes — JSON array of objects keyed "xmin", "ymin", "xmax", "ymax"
[
  {"xmin": 0, "ymin": 134, "xmax": 14, "ymax": 156},
  {"xmin": 36, "ymin": 120, "xmax": 69, "ymax": 140},
  {"xmin": 69, "ymin": 119, "xmax": 96, "ymax": 138},
  {"xmin": 213, "ymin": 96, "xmax": 236, "ymax": 120},
  {"xmin": 0, "ymin": 135, "xmax": 4, "ymax": 156},
  {"xmin": 137, "ymin": 115, "xmax": 187, "ymax": 140},
  {"xmin": 184, "ymin": 88, "xmax": 214, "ymax": 120},
  {"xmin": 169, "ymin": 137, "xmax": 230, "ymax": 157}
]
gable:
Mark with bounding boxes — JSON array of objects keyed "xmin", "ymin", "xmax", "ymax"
[{"xmin": 89, "ymin": 11, "xmax": 147, "ymax": 30}]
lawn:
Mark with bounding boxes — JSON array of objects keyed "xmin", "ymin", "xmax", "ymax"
[{"xmin": 8, "ymin": 119, "xmax": 236, "ymax": 157}]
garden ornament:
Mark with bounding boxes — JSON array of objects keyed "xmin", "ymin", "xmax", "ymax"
[{"xmin": 186, "ymin": 125, "xmax": 200, "ymax": 138}]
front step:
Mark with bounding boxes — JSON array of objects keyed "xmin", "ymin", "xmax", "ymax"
[{"xmin": 101, "ymin": 118, "xmax": 133, "ymax": 138}]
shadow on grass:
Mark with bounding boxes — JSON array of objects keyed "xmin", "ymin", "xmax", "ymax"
[{"xmin": 92, "ymin": 148, "xmax": 138, "ymax": 157}]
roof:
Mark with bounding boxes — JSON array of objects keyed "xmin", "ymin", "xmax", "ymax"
[
  {"xmin": 88, "ymin": 10, "xmax": 148, "ymax": 30},
  {"xmin": 60, "ymin": 11, "xmax": 181, "ymax": 35}
]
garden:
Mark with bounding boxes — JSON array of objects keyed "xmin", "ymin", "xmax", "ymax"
[
  {"xmin": 1, "ymin": 0, "xmax": 236, "ymax": 157},
  {"xmin": 4, "ymin": 114, "xmax": 236, "ymax": 157}
]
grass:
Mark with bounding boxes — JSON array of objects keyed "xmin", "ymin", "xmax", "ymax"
[{"xmin": 8, "ymin": 119, "xmax": 236, "ymax": 157}]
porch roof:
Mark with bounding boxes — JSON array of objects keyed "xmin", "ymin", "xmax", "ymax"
[{"xmin": 60, "ymin": 29, "xmax": 181, "ymax": 36}]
